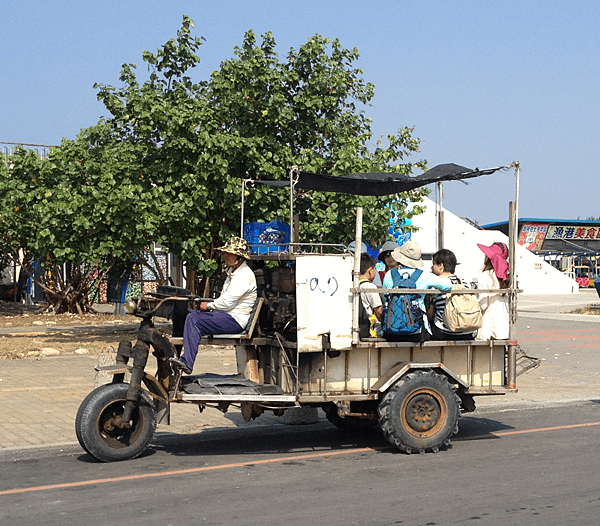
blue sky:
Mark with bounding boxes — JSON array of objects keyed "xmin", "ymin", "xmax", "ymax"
[{"xmin": 2, "ymin": 0, "xmax": 599, "ymax": 224}]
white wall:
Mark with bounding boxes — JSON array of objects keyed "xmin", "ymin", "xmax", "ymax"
[{"xmin": 409, "ymin": 197, "xmax": 579, "ymax": 294}]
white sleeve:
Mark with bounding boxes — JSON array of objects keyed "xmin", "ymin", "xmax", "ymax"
[
  {"xmin": 209, "ymin": 267, "xmax": 255, "ymax": 312},
  {"xmin": 477, "ymin": 272, "xmax": 494, "ymax": 312}
]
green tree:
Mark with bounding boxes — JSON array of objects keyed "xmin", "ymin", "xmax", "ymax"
[
  {"xmin": 0, "ymin": 132, "xmax": 168, "ymax": 313},
  {"xmin": 0, "ymin": 148, "xmax": 43, "ymax": 274},
  {"xmin": 94, "ymin": 15, "xmax": 222, "ymax": 282},
  {"xmin": 0, "ymin": 148, "xmax": 64, "ymax": 298},
  {"xmin": 1, "ymin": 16, "xmax": 428, "ymax": 311},
  {"xmin": 95, "ymin": 16, "xmax": 427, "ymax": 290}
]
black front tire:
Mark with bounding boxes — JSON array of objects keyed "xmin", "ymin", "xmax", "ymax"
[
  {"xmin": 378, "ymin": 370, "xmax": 460, "ymax": 454},
  {"xmin": 75, "ymin": 383, "xmax": 157, "ymax": 462}
]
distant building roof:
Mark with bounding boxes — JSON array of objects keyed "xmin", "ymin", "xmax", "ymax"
[
  {"xmin": 483, "ymin": 219, "xmax": 600, "ymax": 255},
  {"xmin": 482, "ymin": 218, "xmax": 600, "ymax": 229}
]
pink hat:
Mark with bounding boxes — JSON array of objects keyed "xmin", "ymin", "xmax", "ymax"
[{"xmin": 477, "ymin": 242, "xmax": 509, "ymax": 280}]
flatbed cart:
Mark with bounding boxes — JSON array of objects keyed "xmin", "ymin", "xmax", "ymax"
[{"xmin": 76, "ymin": 163, "xmax": 522, "ymax": 462}]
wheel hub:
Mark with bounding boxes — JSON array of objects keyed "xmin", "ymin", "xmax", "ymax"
[
  {"xmin": 97, "ymin": 401, "xmax": 140, "ymax": 448},
  {"xmin": 402, "ymin": 389, "xmax": 445, "ymax": 437}
]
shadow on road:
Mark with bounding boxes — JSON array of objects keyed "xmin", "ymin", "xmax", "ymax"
[
  {"xmin": 455, "ymin": 415, "xmax": 516, "ymax": 442},
  {"xmin": 151, "ymin": 424, "xmax": 385, "ymax": 459},
  {"xmin": 72, "ymin": 413, "xmax": 514, "ymax": 463}
]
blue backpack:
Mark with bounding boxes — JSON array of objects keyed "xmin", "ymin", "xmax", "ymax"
[{"xmin": 383, "ymin": 268, "xmax": 424, "ymax": 336}]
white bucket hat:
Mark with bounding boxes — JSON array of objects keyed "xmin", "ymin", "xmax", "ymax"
[{"xmin": 391, "ymin": 241, "xmax": 423, "ymax": 268}]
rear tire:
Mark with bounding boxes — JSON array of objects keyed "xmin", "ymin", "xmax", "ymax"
[
  {"xmin": 378, "ymin": 370, "xmax": 460, "ymax": 454},
  {"xmin": 75, "ymin": 383, "xmax": 156, "ymax": 462}
]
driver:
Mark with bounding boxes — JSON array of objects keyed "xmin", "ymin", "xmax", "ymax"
[{"xmin": 171, "ymin": 237, "xmax": 257, "ymax": 374}]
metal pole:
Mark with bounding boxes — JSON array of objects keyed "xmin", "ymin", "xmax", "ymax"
[
  {"xmin": 508, "ymin": 201, "xmax": 518, "ymax": 330},
  {"xmin": 437, "ymin": 182, "xmax": 444, "ymax": 250},
  {"xmin": 240, "ymin": 179, "xmax": 246, "ymax": 238},
  {"xmin": 506, "ymin": 161, "xmax": 520, "ymax": 279},
  {"xmin": 514, "ymin": 162, "xmax": 520, "ymax": 231},
  {"xmin": 13, "ymin": 259, "xmax": 17, "ymax": 302},
  {"xmin": 352, "ymin": 207, "xmax": 363, "ymax": 345},
  {"xmin": 507, "ymin": 200, "xmax": 518, "ymax": 389},
  {"xmin": 289, "ymin": 167, "xmax": 296, "ymax": 254}
]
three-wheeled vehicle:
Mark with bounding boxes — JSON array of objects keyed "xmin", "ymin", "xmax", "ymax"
[{"xmin": 76, "ymin": 163, "xmax": 523, "ymax": 461}]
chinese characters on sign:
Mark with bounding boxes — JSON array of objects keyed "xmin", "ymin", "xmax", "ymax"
[
  {"xmin": 546, "ymin": 226, "xmax": 600, "ymax": 240},
  {"xmin": 518, "ymin": 224, "xmax": 548, "ymax": 251}
]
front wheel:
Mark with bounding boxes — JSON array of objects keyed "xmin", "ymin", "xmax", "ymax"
[
  {"xmin": 75, "ymin": 383, "xmax": 157, "ymax": 462},
  {"xmin": 378, "ymin": 370, "xmax": 460, "ymax": 454}
]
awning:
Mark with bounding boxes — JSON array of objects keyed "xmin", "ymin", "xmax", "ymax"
[{"xmin": 251, "ymin": 163, "xmax": 504, "ymax": 197}]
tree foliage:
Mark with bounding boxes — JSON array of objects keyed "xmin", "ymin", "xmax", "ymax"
[
  {"xmin": 0, "ymin": 131, "xmax": 166, "ymax": 312},
  {"xmin": 95, "ymin": 16, "xmax": 427, "ymax": 270},
  {"xmin": 0, "ymin": 15, "xmax": 428, "ymax": 309}
]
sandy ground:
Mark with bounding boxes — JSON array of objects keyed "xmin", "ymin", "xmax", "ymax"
[{"xmin": 0, "ymin": 301, "xmax": 145, "ymax": 359}]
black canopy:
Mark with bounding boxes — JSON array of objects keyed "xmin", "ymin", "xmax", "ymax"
[{"xmin": 252, "ymin": 163, "xmax": 504, "ymax": 197}]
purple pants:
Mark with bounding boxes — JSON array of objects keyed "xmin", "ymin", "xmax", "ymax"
[{"xmin": 180, "ymin": 309, "xmax": 243, "ymax": 370}]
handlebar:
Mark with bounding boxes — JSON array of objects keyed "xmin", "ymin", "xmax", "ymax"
[{"xmin": 132, "ymin": 294, "xmax": 212, "ymax": 317}]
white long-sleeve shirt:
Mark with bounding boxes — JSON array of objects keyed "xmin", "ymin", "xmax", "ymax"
[
  {"xmin": 476, "ymin": 269, "xmax": 509, "ymax": 340},
  {"xmin": 207, "ymin": 261, "xmax": 257, "ymax": 328}
]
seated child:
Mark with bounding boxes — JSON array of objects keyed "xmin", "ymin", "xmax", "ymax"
[
  {"xmin": 428, "ymin": 249, "xmax": 475, "ymax": 341},
  {"xmin": 358, "ymin": 254, "xmax": 383, "ymax": 338}
]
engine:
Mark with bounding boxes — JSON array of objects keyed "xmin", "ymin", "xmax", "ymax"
[{"xmin": 254, "ymin": 265, "xmax": 297, "ymax": 339}]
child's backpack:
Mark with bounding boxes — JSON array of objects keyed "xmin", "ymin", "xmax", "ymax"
[
  {"xmin": 444, "ymin": 282, "xmax": 483, "ymax": 332},
  {"xmin": 383, "ymin": 269, "xmax": 423, "ymax": 336}
]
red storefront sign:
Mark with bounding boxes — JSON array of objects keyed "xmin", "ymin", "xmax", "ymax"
[{"xmin": 518, "ymin": 224, "xmax": 548, "ymax": 251}]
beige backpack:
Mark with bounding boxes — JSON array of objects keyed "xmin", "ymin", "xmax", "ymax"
[{"xmin": 444, "ymin": 283, "xmax": 483, "ymax": 332}]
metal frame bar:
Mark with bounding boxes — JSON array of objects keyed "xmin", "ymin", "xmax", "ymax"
[{"xmin": 179, "ymin": 394, "xmax": 297, "ymax": 403}]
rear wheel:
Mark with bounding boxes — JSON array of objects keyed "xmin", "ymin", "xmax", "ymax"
[
  {"xmin": 75, "ymin": 383, "xmax": 156, "ymax": 462},
  {"xmin": 378, "ymin": 370, "xmax": 460, "ymax": 454}
]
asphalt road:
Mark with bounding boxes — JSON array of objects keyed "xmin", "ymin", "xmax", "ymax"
[
  {"xmin": 2, "ymin": 402, "xmax": 600, "ymax": 526},
  {"xmin": 2, "ymin": 292, "xmax": 599, "ymax": 525}
]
